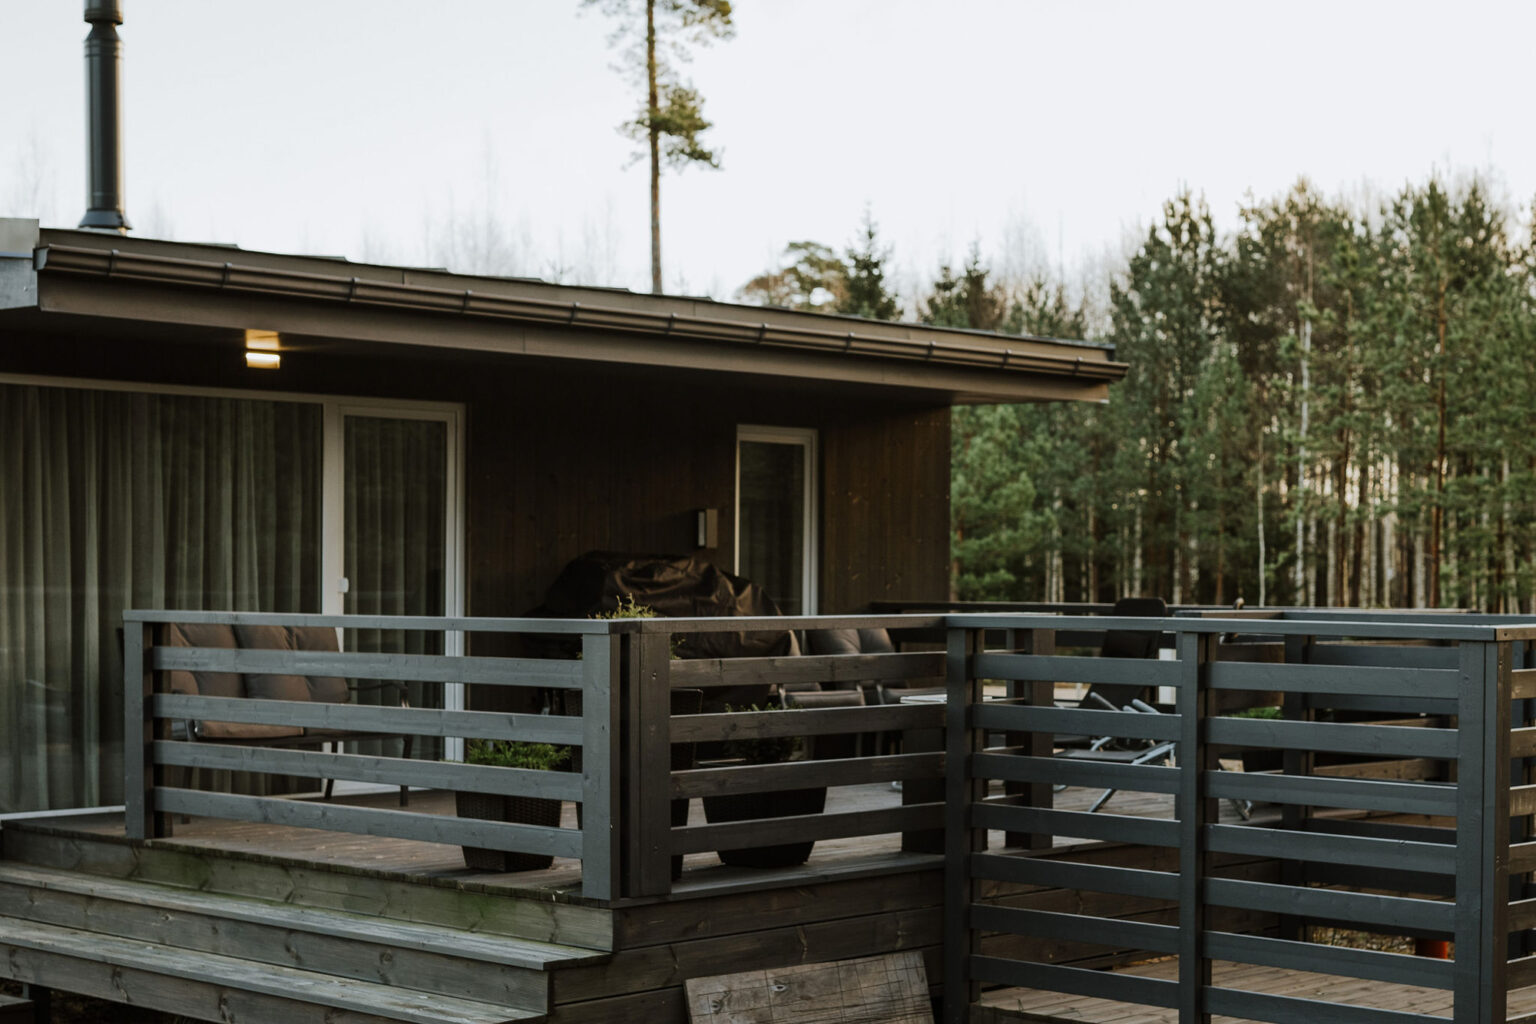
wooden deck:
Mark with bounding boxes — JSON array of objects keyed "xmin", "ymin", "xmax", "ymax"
[{"xmin": 974, "ymin": 958, "xmax": 1536, "ymax": 1022}]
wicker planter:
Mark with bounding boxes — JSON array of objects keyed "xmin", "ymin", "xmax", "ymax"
[
  {"xmin": 456, "ymin": 791, "xmax": 561, "ymax": 872},
  {"xmin": 703, "ymin": 786, "xmax": 826, "ymax": 868}
]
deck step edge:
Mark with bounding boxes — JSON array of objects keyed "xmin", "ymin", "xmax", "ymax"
[
  {"xmin": 0, "ymin": 862, "xmax": 605, "ymax": 968},
  {"xmin": 0, "ymin": 914, "xmax": 541, "ymax": 1024}
]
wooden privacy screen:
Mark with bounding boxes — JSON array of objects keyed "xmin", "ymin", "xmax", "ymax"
[{"xmin": 944, "ymin": 613, "xmax": 1534, "ymax": 1024}]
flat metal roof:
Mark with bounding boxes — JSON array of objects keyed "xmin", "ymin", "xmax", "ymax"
[{"xmin": 3, "ymin": 226, "xmax": 1127, "ymax": 405}]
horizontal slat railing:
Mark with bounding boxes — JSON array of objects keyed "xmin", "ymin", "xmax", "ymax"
[
  {"xmin": 1205, "ymin": 823, "xmax": 1457, "ymax": 873},
  {"xmin": 1206, "ymin": 660, "xmax": 1461, "ymax": 698},
  {"xmin": 151, "ymin": 646, "xmax": 585, "ymax": 687},
  {"xmin": 941, "ymin": 612, "xmax": 1527, "ymax": 1024},
  {"xmin": 670, "ymin": 650, "xmax": 944, "ymax": 688},
  {"xmin": 1206, "ymin": 930, "xmax": 1456, "ymax": 989},
  {"xmin": 153, "ymin": 788, "xmax": 585, "ymax": 858},
  {"xmin": 149, "ymin": 693, "xmax": 586, "ymax": 744},
  {"xmin": 120, "ymin": 606, "xmax": 1533, "ymax": 1018},
  {"xmin": 124, "ymin": 611, "xmax": 623, "ymax": 899},
  {"xmin": 616, "ymin": 616, "xmax": 954, "ymax": 896},
  {"xmin": 1207, "ymin": 716, "xmax": 1459, "ymax": 758},
  {"xmin": 973, "ymin": 702, "xmax": 1180, "ymax": 742},
  {"xmin": 671, "ymin": 752, "xmax": 943, "ymax": 798},
  {"xmin": 1204, "ymin": 770, "xmax": 1457, "ymax": 815},
  {"xmin": 153, "ymin": 741, "xmax": 587, "ymax": 800},
  {"xmin": 669, "ymin": 702, "xmax": 941, "ymax": 742},
  {"xmin": 974, "ymin": 652, "xmax": 1181, "ymax": 688}
]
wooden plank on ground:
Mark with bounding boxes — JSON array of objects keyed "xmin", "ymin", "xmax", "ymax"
[{"xmin": 685, "ymin": 950, "xmax": 932, "ymax": 1024}]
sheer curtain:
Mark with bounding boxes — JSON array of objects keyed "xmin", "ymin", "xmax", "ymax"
[
  {"xmin": 737, "ymin": 439, "xmax": 807, "ymax": 615},
  {"xmin": 0, "ymin": 384, "xmax": 320, "ymax": 812},
  {"xmin": 344, "ymin": 415, "xmax": 446, "ymax": 759}
]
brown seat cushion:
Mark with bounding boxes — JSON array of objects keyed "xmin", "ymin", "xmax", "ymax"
[
  {"xmin": 163, "ymin": 622, "xmax": 242, "ymax": 699},
  {"xmin": 807, "ymin": 628, "xmax": 862, "ymax": 656},
  {"xmin": 857, "ymin": 628, "xmax": 894, "ymax": 654},
  {"xmin": 162, "ymin": 622, "xmax": 301, "ymax": 740},
  {"xmin": 232, "ymin": 624, "xmax": 312, "ymax": 703},
  {"xmin": 287, "ymin": 625, "xmax": 350, "ymax": 704}
]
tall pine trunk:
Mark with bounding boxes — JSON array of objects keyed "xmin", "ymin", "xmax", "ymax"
[
  {"xmin": 646, "ymin": 0, "xmax": 662, "ymax": 293},
  {"xmin": 1427, "ymin": 276, "xmax": 1448, "ymax": 604},
  {"xmin": 1256, "ymin": 425, "xmax": 1267, "ymax": 606},
  {"xmin": 1295, "ymin": 316, "xmax": 1311, "ymax": 605}
]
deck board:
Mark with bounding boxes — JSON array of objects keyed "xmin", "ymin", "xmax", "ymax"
[{"xmin": 976, "ymin": 957, "xmax": 1536, "ymax": 1022}]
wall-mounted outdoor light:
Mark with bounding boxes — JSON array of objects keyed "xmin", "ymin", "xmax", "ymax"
[
  {"xmin": 695, "ymin": 508, "xmax": 719, "ymax": 549},
  {"xmin": 244, "ymin": 328, "xmax": 281, "ymax": 369}
]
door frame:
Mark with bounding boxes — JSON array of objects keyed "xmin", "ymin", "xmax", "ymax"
[{"xmin": 734, "ymin": 424, "xmax": 819, "ymax": 615}]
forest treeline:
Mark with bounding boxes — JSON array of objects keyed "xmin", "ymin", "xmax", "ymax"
[{"xmin": 742, "ymin": 178, "xmax": 1536, "ymax": 610}]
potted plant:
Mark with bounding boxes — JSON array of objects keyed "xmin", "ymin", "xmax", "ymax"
[
  {"xmin": 702, "ymin": 704, "xmax": 825, "ymax": 868},
  {"xmin": 456, "ymin": 739, "xmax": 570, "ymax": 872}
]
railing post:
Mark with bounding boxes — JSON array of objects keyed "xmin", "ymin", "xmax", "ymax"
[
  {"xmin": 581, "ymin": 632, "xmax": 621, "ymax": 901},
  {"xmin": 122, "ymin": 618, "xmax": 158, "ymax": 839},
  {"xmin": 1279, "ymin": 632, "xmax": 1315, "ymax": 941},
  {"xmin": 626, "ymin": 629, "xmax": 675, "ymax": 897},
  {"xmin": 903, "ymin": 622, "xmax": 949, "ymax": 853},
  {"xmin": 1454, "ymin": 638, "xmax": 1510, "ymax": 1023},
  {"xmin": 1514, "ymin": 639, "xmax": 1535, "ymax": 961},
  {"xmin": 1175, "ymin": 627, "xmax": 1215, "ymax": 1024},
  {"xmin": 1005, "ymin": 627, "xmax": 1054, "ymax": 849},
  {"xmin": 943, "ymin": 624, "xmax": 984, "ymax": 1024}
]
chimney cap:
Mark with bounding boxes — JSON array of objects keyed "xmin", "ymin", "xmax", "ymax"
[{"xmin": 84, "ymin": 2, "xmax": 123, "ymax": 25}]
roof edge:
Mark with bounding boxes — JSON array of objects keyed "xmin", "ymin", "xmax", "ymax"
[{"xmin": 34, "ymin": 237, "xmax": 1127, "ymax": 385}]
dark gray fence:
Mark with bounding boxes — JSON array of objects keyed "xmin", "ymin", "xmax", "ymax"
[
  {"xmin": 122, "ymin": 610, "xmax": 954, "ymax": 901},
  {"xmin": 943, "ymin": 613, "xmax": 1534, "ymax": 1024},
  {"xmin": 122, "ymin": 610, "xmax": 623, "ymax": 899},
  {"xmin": 121, "ymin": 607, "xmax": 1536, "ymax": 1019},
  {"xmin": 621, "ymin": 614, "xmax": 950, "ymax": 896}
]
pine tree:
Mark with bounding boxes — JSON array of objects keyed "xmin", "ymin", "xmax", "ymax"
[
  {"xmin": 839, "ymin": 212, "xmax": 902, "ymax": 321},
  {"xmin": 586, "ymin": 0, "xmax": 734, "ymax": 293},
  {"xmin": 1107, "ymin": 192, "xmax": 1227, "ymax": 603},
  {"xmin": 924, "ymin": 247, "xmax": 1006, "ymax": 331}
]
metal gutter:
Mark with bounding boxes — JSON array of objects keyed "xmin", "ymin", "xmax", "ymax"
[{"xmin": 35, "ymin": 244, "xmax": 1128, "ymax": 383}]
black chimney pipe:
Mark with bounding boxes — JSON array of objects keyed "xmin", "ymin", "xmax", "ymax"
[{"xmin": 79, "ymin": 0, "xmax": 130, "ymax": 231}]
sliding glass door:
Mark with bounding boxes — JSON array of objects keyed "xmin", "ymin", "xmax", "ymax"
[{"xmin": 341, "ymin": 411, "xmax": 459, "ymax": 761}]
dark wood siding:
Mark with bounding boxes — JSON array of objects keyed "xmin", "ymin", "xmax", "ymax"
[
  {"xmin": 461, "ymin": 361, "xmax": 951, "ymax": 618},
  {"xmin": 820, "ymin": 405, "xmax": 950, "ymax": 613}
]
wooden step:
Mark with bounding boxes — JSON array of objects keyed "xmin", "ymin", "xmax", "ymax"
[
  {"xmin": 0, "ymin": 824, "xmax": 613, "ymax": 950},
  {"xmin": 0, "ymin": 915, "xmax": 541, "ymax": 1024},
  {"xmin": 0, "ymin": 864, "xmax": 605, "ymax": 1010}
]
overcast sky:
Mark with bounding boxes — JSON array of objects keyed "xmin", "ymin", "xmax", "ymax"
[{"xmin": 3, "ymin": 1, "xmax": 1533, "ymax": 305}]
